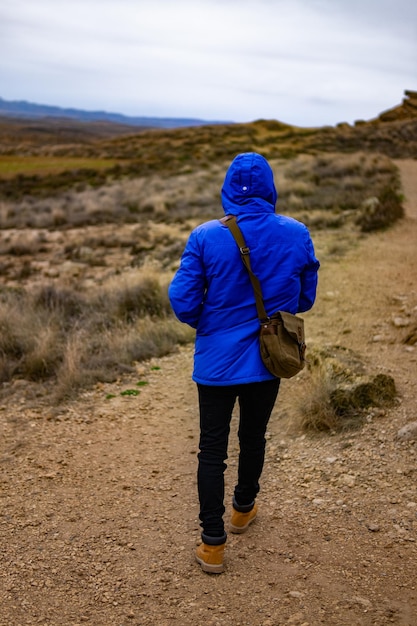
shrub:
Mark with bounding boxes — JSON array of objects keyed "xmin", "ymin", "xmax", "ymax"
[
  {"xmin": 55, "ymin": 331, "xmax": 93, "ymax": 398},
  {"xmin": 22, "ymin": 324, "xmax": 62, "ymax": 380},
  {"xmin": 54, "ymin": 317, "xmax": 193, "ymax": 400},
  {"xmin": 98, "ymin": 272, "xmax": 172, "ymax": 322},
  {"xmin": 33, "ymin": 284, "xmax": 87, "ymax": 323},
  {"xmin": 296, "ymin": 345, "xmax": 397, "ymax": 433},
  {"xmin": 0, "ymin": 272, "xmax": 193, "ymax": 398},
  {"xmin": 0, "ymin": 291, "xmax": 30, "ymax": 362},
  {"xmin": 0, "ymin": 291, "xmax": 63, "ymax": 381},
  {"xmin": 355, "ymin": 187, "xmax": 404, "ymax": 232}
]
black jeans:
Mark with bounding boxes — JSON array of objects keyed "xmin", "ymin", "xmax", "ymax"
[{"xmin": 197, "ymin": 379, "xmax": 280, "ymax": 542}]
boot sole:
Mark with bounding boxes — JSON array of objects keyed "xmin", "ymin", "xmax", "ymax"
[
  {"xmin": 230, "ymin": 512, "xmax": 257, "ymax": 534},
  {"xmin": 195, "ymin": 555, "xmax": 224, "ymax": 574}
]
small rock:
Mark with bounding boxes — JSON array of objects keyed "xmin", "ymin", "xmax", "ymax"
[
  {"xmin": 339, "ymin": 474, "xmax": 356, "ymax": 488},
  {"xmin": 367, "ymin": 523, "xmax": 380, "ymax": 532},
  {"xmin": 372, "ymin": 334, "xmax": 385, "ymax": 342},
  {"xmin": 350, "ymin": 596, "xmax": 372, "ymax": 609},
  {"xmin": 397, "ymin": 422, "xmax": 417, "ymax": 441},
  {"xmin": 392, "ymin": 317, "xmax": 410, "ymax": 328},
  {"xmin": 44, "ymin": 267, "xmax": 60, "ymax": 278}
]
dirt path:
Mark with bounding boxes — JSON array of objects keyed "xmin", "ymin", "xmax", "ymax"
[{"xmin": 1, "ymin": 160, "xmax": 417, "ymax": 626}]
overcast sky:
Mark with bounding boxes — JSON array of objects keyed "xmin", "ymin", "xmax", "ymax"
[{"xmin": 1, "ymin": 0, "xmax": 416, "ymax": 127}]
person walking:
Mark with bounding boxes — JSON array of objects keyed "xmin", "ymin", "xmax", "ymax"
[{"xmin": 168, "ymin": 152, "xmax": 320, "ymax": 573}]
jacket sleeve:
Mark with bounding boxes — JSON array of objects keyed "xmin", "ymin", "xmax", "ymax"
[
  {"xmin": 297, "ymin": 232, "xmax": 320, "ymax": 313},
  {"xmin": 168, "ymin": 231, "xmax": 206, "ymax": 329}
]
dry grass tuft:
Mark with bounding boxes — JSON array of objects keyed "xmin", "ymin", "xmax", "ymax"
[
  {"xmin": 297, "ymin": 374, "xmax": 344, "ymax": 432},
  {"xmin": 0, "ymin": 271, "xmax": 194, "ymax": 399},
  {"xmin": 296, "ymin": 345, "xmax": 397, "ymax": 432},
  {"xmin": 0, "ymin": 290, "xmax": 63, "ymax": 381}
]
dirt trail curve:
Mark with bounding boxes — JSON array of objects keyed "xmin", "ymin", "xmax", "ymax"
[{"xmin": 1, "ymin": 160, "xmax": 417, "ymax": 626}]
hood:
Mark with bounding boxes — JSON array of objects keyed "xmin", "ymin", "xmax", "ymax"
[{"xmin": 221, "ymin": 152, "xmax": 278, "ymax": 215}]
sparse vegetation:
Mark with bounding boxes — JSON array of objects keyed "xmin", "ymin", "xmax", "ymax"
[
  {"xmin": 0, "ymin": 275, "xmax": 194, "ymax": 400},
  {"xmin": 0, "ymin": 155, "xmax": 120, "ymax": 178},
  {"xmin": 0, "ymin": 152, "xmax": 403, "ymax": 231},
  {"xmin": 275, "ymin": 152, "xmax": 403, "ymax": 231},
  {"xmin": 0, "ymin": 107, "xmax": 412, "ymax": 399},
  {"xmin": 355, "ymin": 186, "xmax": 404, "ymax": 232},
  {"xmin": 296, "ymin": 345, "xmax": 397, "ymax": 432},
  {"xmin": 0, "ymin": 111, "xmax": 415, "ymax": 200}
]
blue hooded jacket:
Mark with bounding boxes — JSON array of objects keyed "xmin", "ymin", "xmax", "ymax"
[{"xmin": 169, "ymin": 152, "xmax": 320, "ymax": 385}]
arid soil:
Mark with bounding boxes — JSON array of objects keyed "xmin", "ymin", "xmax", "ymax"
[{"xmin": 1, "ymin": 160, "xmax": 417, "ymax": 626}]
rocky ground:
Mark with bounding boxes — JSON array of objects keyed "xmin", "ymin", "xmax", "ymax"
[{"xmin": 1, "ymin": 160, "xmax": 417, "ymax": 626}]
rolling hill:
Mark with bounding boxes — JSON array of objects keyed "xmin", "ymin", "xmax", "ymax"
[{"xmin": 0, "ymin": 96, "xmax": 231, "ymax": 129}]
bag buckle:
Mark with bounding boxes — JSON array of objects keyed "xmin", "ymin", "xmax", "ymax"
[
  {"xmin": 260, "ymin": 313, "xmax": 280, "ymax": 326},
  {"xmin": 239, "ymin": 246, "xmax": 250, "ymax": 255}
]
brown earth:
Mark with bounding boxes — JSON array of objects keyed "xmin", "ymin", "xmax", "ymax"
[{"xmin": 1, "ymin": 160, "xmax": 417, "ymax": 626}]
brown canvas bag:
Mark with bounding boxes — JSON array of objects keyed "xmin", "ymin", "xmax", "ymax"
[{"xmin": 221, "ymin": 215, "xmax": 306, "ymax": 379}]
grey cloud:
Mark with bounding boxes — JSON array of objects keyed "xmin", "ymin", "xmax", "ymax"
[{"xmin": 0, "ymin": 0, "xmax": 415, "ymax": 126}]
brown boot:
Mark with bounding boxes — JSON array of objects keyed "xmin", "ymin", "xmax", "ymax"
[
  {"xmin": 195, "ymin": 542, "xmax": 225, "ymax": 574},
  {"xmin": 230, "ymin": 503, "xmax": 258, "ymax": 534}
]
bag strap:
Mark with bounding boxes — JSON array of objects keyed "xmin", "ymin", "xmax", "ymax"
[{"xmin": 220, "ymin": 215, "xmax": 268, "ymax": 322}]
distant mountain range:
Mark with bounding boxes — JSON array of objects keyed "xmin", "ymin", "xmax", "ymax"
[{"xmin": 0, "ymin": 97, "xmax": 232, "ymax": 129}]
